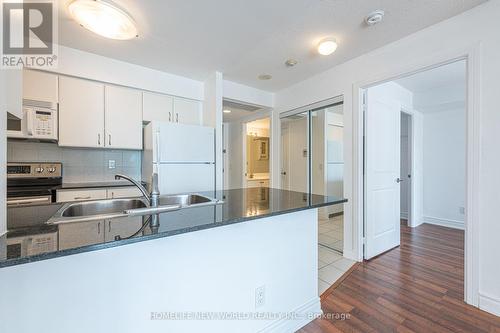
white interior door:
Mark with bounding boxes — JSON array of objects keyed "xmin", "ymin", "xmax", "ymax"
[{"xmin": 364, "ymin": 88, "xmax": 401, "ymax": 259}]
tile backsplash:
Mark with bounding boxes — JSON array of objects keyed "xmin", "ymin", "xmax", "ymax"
[{"xmin": 7, "ymin": 141, "xmax": 142, "ymax": 183}]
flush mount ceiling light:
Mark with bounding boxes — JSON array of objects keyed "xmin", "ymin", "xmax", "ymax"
[
  {"xmin": 285, "ymin": 59, "xmax": 298, "ymax": 67},
  {"xmin": 365, "ymin": 10, "xmax": 385, "ymax": 26},
  {"xmin": 258, "ymin": 74, "xmax": 272, "ymax": 80},
  {"xmin": 223, "ymin": 109, "xmax": 232, "ymax": 114},
  {"xmin": 68, "ymin": 0, "xmax": 138, "ymax": 40},
  {"xmin": 317, "ymin": 37, "xmax": 338, "ymax": 56}
]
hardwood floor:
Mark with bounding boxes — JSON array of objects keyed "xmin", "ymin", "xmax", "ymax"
[{"xmin": 299, "ymin": 223, "xmax": 500, "ymax": 333}]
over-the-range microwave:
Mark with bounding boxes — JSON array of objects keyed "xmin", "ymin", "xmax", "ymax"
[{"xmin": 7, "ymin": 105, "xmax": 58, "ymax": 141}]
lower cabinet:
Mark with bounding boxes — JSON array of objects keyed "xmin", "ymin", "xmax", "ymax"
[
  {"xmin": 104, "ymin": 217, "xmax": 143, "ymax": 242},
  {"xmin": 58, "ymin": 220, "xmax": 105, "ymax": 250},
  {"xmin": 58, "ymin": 217, "xmax": 144, "ymax": 249}
]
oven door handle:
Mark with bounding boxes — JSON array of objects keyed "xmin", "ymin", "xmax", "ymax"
[{"xmin": 7, "ymin": 197, "xmax": 52, "ymax": 206}]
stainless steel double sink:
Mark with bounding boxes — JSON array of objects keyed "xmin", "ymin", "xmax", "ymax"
[{"xmin": 47, "ymin": 194, "xmax": 220, "ymax": 225}]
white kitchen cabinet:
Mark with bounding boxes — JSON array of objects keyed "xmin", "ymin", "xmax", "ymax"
[
  {"xmin": 173, "ymin": 97, "xmax": 201, "ymax": 125},
  {"xmin": 59, "ymin": 76, "xmax": 105, "ymax": 148},
  {"xmin": 105, "ymin": 85, "xmax": 143, "ymax": 150},
  {"xmin": 23, "ymin": 69, "xmax": 58, "ymax": 105},
  {"xmin": 58, "ymin": 220, "xmax": 105, "ymax": 250},
  {"xmin": 106, "ymin": 187, "xmax": 143, "ymax": 199},
  {"xmin": 142, "ymin": 91, "xmax": 173, "ymax": 123},
  {"xmin": 56, "ymin": 189, "xmax": 107, "ymax": 203}
]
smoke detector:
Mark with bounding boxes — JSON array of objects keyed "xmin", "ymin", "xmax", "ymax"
[{"xmin": 365, "ymin": 10, "xmax": 385, "ymax": 26}]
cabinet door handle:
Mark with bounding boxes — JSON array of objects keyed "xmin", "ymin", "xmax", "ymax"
[
  {"xmin": 169, "ymin": 112, "xmax": 171, "ymax": 122},
  {"xmin": 108, "ymin": 221, "xmax": 111, "ymax": 233},
  {"xmin": 109, "ymin": 134, "xmax": 112, "ymax": 146},
  {"xmin": 176, "ymin": 113, "xmax": 179, "ymax": 123},
  {"xmin": 98, "ymin": 134, "xmax": 101, "ymax": 145},
  {"xmin": 98, "ymin": 222, "xmax": 101, "ymax": 234},
  {"xmin": 74, "ymin": 196, "xmax": 91, "ymax": 200}
]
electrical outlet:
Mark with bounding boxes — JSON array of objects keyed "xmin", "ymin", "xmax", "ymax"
[
  {"xmin": 255, "ymin": 285, "xmax": 265, "ymax": 308},
  {"xmin": 459, "ymin": 207, "xmax": 465, "ymax": 215},
  {"xmin": 108, "ymin": 160, "xmax": 116, "ymax": 169}
]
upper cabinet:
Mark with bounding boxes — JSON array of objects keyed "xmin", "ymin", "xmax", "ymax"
[
  {"xmin": 173, "ymin": 97, "xmax": 202, "ymax": 125},
  {"xmin": 143, "ymin": 91, "xmax": 201, "ymax": 125},
  {"xmin": 59, "ymin": 77, "xmax": 143, "ymax": 150},
  {"xmin": 59, "ymin": 76, "xmax": 105, "ymax": 148},
  {"xmin": 105, "ymin": 85, "xmax": 143, "ymax": 150},
  {"xmin": 23, "ymin": 70, "xmax": 58, "ymax": 106},
  {"xmin": 143, "ymin": 91, "xmax": 173, "ymax": 123},
  {"xmin": 6, "ymin": 69, "xmax": 58, "ymax": 118}
]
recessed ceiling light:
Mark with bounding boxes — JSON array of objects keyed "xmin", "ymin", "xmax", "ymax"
[
  {"xmin": 68, "ymin": 0, "xmax": 138, "ymax": 40},
  {"xmin": 223, "ymin": 109, "xmax": 232, "ymax": 114},
  {"xmin": 317, "ymin": 38, "xmax": 338, "ymax": 56},
  {"xmin": 258, "ymin": 74, "xmax": 272, "ymax": 80},
  {"xmin": 285, "ymin": 59, "xmax": 298, "ymax": 67},
  {"xmin": 365, "ymin": 10, "xmax": 385, "ymax": 26}
]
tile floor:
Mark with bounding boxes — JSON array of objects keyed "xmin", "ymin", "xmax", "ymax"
[
  {"xmin": 318, "ymin": 215, "xmax": 343, "ymax": 252},
  {"xmin": 317, "ymin": 215, "xmax": 355, "ymax": 296},
  {"xmin": 317, "ymin": 245, "xmax": 355, "ymax": 295}
]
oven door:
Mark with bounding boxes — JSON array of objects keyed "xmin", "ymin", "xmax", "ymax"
[{"xmin": 7, "ymin": 195, "xmax": 52, "ymax": 207}]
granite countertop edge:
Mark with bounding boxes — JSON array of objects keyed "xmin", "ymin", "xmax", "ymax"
[{"xmin": 0, "ymin": 198, "xmax": 347, "ymax": 269}]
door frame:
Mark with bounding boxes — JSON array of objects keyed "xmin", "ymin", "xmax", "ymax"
[
  {"xmin": 400, "ymin": 109, "xmax": 415, "ymax": 227},
  {"xmin": 353, "ymin": 45, "xmax": 481, "ymax": 306}
]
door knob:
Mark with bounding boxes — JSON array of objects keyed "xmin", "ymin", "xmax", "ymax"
[
  {"xmin": 281, "ymin": 171, "xmax": 287, "ymax": 176},
  {"xmin": 396, "ymin": 178, "xmax": 404, "ymax": 183}
]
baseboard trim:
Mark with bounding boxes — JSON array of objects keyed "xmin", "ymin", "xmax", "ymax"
[
  {"xmin": 478, "ymin": 293, "xmax": 500, "ymax": 316},
  {"xmin": 257, "ymin": 297, "xmax": 322, "ymax": 333},
  {"xmin": 422, "ymin": 216, "xmax": 465, "ymax": 230}
]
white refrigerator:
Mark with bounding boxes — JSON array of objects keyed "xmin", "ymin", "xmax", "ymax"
[{"xmin": 142, "ymin": 121, "xmax": 215, "ymax": 195}]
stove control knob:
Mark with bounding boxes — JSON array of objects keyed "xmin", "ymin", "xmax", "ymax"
[{"xmin": 35, "ymin": 167, "xmax": 44, "ymax": 173}]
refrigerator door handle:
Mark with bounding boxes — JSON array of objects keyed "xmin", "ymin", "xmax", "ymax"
[{"xmin": 156, "ymin": 131, "xmax": 161, "ymax": 180}]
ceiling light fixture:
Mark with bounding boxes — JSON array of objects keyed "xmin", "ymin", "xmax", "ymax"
[
  {"xmin": 365, "ymin": 10, "xmax": 385, "ymax": 26},
  {"xmin": 68, "ymin": 0, "xmax": 138, "ymax": 40},
  {"xmin": 223, "ymin": 109, "xmax": 232, "ymax": 114},
  {"xmin": 317, "ymin": 37, "xmax": 338, "ymax": 56},
  {"xmin": 285, "ymin": 59, "xmax": 298, "ymax": 67},
  {"xmin": 258, "ymin": 74, "xmax": 272, "ymax": 81}
]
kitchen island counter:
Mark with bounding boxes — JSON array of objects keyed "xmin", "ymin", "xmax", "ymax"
[{"xmin": 1, "ymin": 187, "xmax": 346, "ymax": 268}]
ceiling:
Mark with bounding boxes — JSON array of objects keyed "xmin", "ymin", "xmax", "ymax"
[{"xmin": 58, "ymin": 0, "xmax": 487, "ymax": 92}]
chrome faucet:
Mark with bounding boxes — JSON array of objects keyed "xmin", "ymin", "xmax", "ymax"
[{"xmin": 115, "ymin": 173, "xmax": 161, "ymax": 232}]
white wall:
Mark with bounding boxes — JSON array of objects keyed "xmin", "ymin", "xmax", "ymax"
[
  {"xmin": 274, "ymin": 0, "xmax": 500, "ymax": 314},
  {"xmin": 422, "ymin": 108, "xmax": 466, "ymax": 228},
  {"xmin": 51, "ymin": 45, "xmax": 204, "ymax": 101},
  {"xmin": 0, "ymin": 209, "xmax": 320, "ymax": 333},
  {"xmin": 223, "ymin": 80, "xmax": 274, "ymax": 108},
  {"xmin": 225, "ymin": 122, "xmax": 244, "ymax": 189}
]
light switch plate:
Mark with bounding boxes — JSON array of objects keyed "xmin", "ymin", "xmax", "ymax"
[{"xmin": 108, "ymin": 160, "xmax": 116, "ymax": 169}]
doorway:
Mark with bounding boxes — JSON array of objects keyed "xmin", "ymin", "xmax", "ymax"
[
  {"xmin": 222, "ymin": 99, "xmax": 271, "ymax": 189},
  {"xmin": 244, "ymin": 118, "xmax": 270, "ymax": 188},
  {"xmin": 362, "ymin": 59, "xmax": 467, "ymax": 295}
]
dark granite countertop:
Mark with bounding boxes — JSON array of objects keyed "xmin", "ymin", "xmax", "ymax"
[
  {"xmin": 1, "ymin": 188, "xmax": 346, "ymax": 268},
  {"xmin": 58, "ymin": 181, "xmax": 146, "ymax": 190}
]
